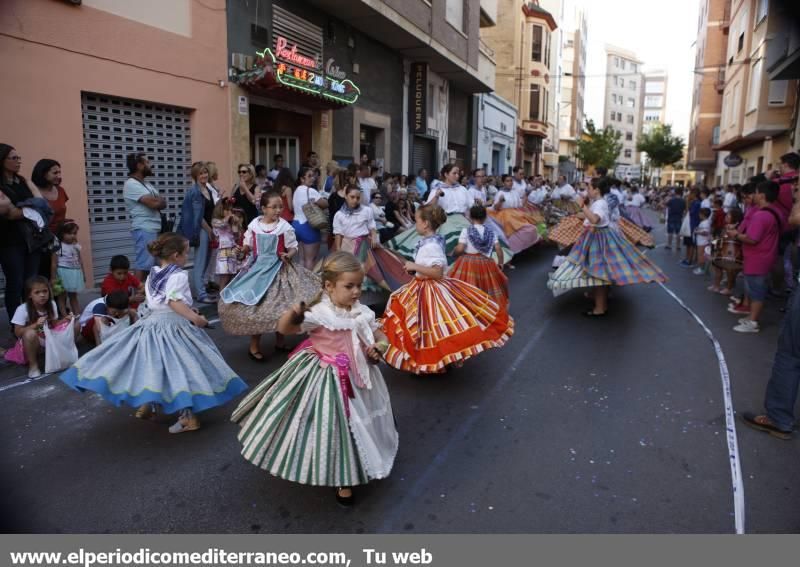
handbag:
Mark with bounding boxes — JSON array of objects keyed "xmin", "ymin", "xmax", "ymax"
[
  {"xmin": 20, "ymin": 218, "xmax": 56, "ymax": 253},
  {"xmin": 44, "ymin": 318, "xmax": 79, "ymax": 373},
  {"xmin": 302, "ymin": 187, "xmax": 329, "ymax": 231}
]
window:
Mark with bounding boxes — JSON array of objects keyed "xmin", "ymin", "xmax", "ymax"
[
  {"xmin": 711, "ymin": 125, "xmax": 720, "ymax": 145},
  {"xmin": 627, "ymin": 97, "xmax": 635, "ymax": 108},
  {"xmin": 645, "ymin": 95, "xmax": 663, "ymax": 107},
  {"xmin": 612, "ymin": 94, "xmax": 617, "ymax": 104},
  {"xmin": 428, "ymin": 84, "xmax": 436, "ymax": 121},
  {"xmin": 629, "ymin": 80, "xmax": 636, "ymax": 90},
  {"xmin": 731, "ymin": 82, "xmax": 741, "ymax": 126},
  {"xmin": 545, "ymin": 31, "xmax": 551, "ymax": 67},
  {"xmin": 618, "ymin": 77, "xmax": 625, "ymax": 87},
  {"xmin": 621, "ymin": 60, "xmax": 626, "ymax": 70},
  {"xmin": 610, "ymin": 110, "xmax": 616, "ymax": 122},
  {"xmin": 543, "ymin": 89, "xmax": 549, "ymax": 122},
  {"xmin": 768, "ymin": 80, "xmax": 789, "ymax": 106},
  {"xmin": 529, "ymin": 84, "xmax": 540, "ymax": 120},
  {"xmin": 532, "ymin": 25, "xmax": 543, "ymax": 62},
  {"xmin": 624, "ymin": 149, "xmax": 632, "ymax": 158},
  {"xmin": 614, "ymin": 56, "xmax": 620, "ymax": 67},
  {"xmin": 737, "ymin": 30, "xmax": 744, "ymax": 53},
  {"xmin": 631, "ymin": 63, "xmax": 637, "ymax": 73},
  {"xmin": 747, "ymin": 59, "xmax": 762, "ymax": 112},
  {"xmin": 446, "ymin": 0, "xmax": 465, "ymax": 32},
  {"xmin": 755, "ymin": 0, "xmax": 768, "ymax": 25},
  {"xmin": 626, "ymin": 132, "xmax": 633, "ymax": 141},
  {"xmin": 627, "ymin": 114, "xmax": 634, "ymax": 124}
]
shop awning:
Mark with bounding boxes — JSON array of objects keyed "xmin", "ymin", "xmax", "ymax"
[{"xmin": 234, "ymin": 49, "xmax": 360, "ymax": 110}]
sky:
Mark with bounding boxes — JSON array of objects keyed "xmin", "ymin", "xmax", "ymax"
[{"xmin": 565, "ymin": 0, "xmax": 700, "ymax": 139}]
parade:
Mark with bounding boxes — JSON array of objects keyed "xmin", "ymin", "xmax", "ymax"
[{"xmin": 2, "ymin": 0, "xmax": 800, "ymax": 537}]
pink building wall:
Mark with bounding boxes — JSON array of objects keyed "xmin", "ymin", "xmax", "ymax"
[{"xmin": 0, "ymin": 0, "xmax": 233, "ymax": 276}]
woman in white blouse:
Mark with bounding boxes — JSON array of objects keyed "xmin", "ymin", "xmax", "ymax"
[
  {"xmin": 487, "ymin": 174, "xmax": 541, "ymax": 254},
  {"xmin": 291, "ymin": 166, "xmax": 328, "ymax": 269}
]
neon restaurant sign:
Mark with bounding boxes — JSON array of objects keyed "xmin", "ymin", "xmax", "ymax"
[{"xmin": 257, "ymin": 37, "xmax": 360, "ymax": 105}]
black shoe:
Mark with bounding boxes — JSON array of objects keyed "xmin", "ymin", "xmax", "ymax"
[
  {"xmin": 248, "ymin": 350, "xmax": 266, "ymax": 363},
  {"xmin": 582, "ymin": 310, "xmax": 607, "ymax": 318},
  {"xmin": 741, "ymin": 412, "xmax": 792, "ymax": 440},
  {"xmin": 335, "ymin": 487, "xmax": 354, "ymax": 507}
]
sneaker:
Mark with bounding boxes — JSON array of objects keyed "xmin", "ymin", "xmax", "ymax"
[
  {"xmin": 733, "ymin": 319, "xmax": 759, "ymax": 333},
  {"xmin": 692, "ymin": 267, "xmax": 705, "ymax": 275},
  {"xmin": 741, "ymin": 412, "xmax": 791, "ymax": 440},
  {"xmin": 707, "ymin": 285, "xmax": 720, "ymax": 292},
  {"xmin": 727, "ymin": 304, "xmax": 749, "ymax": 314},
  {"xmin": 169, "ymin": 414, "xmax": 201, "ymax": 434},
  {"xmin": 679, "ymin": 260, "xmax": 692, "ymax": 267},
  {"xmin": 27, "ymin": 367, "xmax": 42, "ymax": 379}
]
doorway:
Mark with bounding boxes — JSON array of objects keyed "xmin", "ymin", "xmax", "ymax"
[{"xmin": 253, "ymin": 135, "xmax": 300, "ymax": 176}]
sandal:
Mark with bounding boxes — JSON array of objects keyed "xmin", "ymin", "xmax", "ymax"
[{"xmin": 248, "ymin": 350, "xmax": 266, "ymax": 362}]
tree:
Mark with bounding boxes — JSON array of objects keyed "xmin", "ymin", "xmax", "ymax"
[
  {"xmin": 637, "ymin": 124, "xmax": 685, "ymax": 168},
  {"xmin": 575, "ymin": 119, "xmax": 623, "ymax": 170}
]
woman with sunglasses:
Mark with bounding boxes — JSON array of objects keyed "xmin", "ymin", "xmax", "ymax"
[
  {"xmin": 0, "ymin": 144, "xmax": 44, "ymax": 326},
  {"xmin": 233, "ymin": 164, "xmax": 260, "ymax": 225},
  {"xmin": 291, "ymin": 166, "xmax": 328, "ymax": 269}
]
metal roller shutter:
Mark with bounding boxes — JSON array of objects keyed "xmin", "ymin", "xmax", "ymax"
[
  {"xmin": 412, "ymin": 136, "xmax": 435, "ymax": 183},
  {"xmin": 81, "ymin": 93, "xmax": 192, "ymax": 283}
]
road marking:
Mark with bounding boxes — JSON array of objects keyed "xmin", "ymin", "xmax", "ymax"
[
  {"xmin": 379, "ymin": 317, "xmax": 552, "ymax": 532},
  {"xmin": 0, "ymin": 371, "xmax": 55, "ymax": 393},
  {"xmin": 658, "ymin": 282, "xmax": 745, "ymax": 534}
]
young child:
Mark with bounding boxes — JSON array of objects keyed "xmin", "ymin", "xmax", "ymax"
[
  {"xmin": 708, "ymin": 208, "xmax": 744, "ymax": 294},
  {"xmin": 219, "ymin": 191, "xmax": 320, "ymax": 361},
  {"xmin": 53, "ymin": 220, "xmax": 87, "ymax": 316},
  {"xmin": 100, "ymin": 255, "xmax": 145, "ymax": 309},
  {"xmin": 450, "ymin": 204, "xmax": 508, "ymax": 306},
  {"xmin": 692, "ymin": 208, "xmax": 713, "ymax": 275},
  {"xmin": 381, "ymin": 204, "xmax": 514, "ymax": 374},
  {"xmin": 231, "ymin": 251, "xmax": 398, "ymax": 506},
  {"xmin": 333, "ymin": 185, "xmax": 411, "ymax": 292},
  {"xmin": 60, "ymin": 233, "xmax": 248, "ymax": 434},
  {"xmin": 212, "ymin": 197, "xmax": 244, "ymax": 289},
  {"xmin": 79, "ymin": 290, "xmax": 137, "ymax": 346},
  {"xmin": 8, "ymin": 276, "xmax": 62, "ymax": 378},
  {"xmin": 711, "ymin": 197, "xmax": 726, "ymax": 238},
  {"xmin": 548, "ymin": 177, "xmax": 667, "ymax": 316}
]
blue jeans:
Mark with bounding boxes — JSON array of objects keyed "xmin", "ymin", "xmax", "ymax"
[
  {"xmin": 191, "ymin": 230, "xmax": 211, "ymax": 297},
  {"xmin": 764, "ymin": 288, "xmax": 800, "ymax": 432},
  {"xmin": 0, "ymin": 245, "xmax": 42, "ymax": 324}
]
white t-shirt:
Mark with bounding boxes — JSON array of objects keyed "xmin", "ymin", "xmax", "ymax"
[
  {"xmin": 528, "ymin": 187, "xmax": 547, "ymax": 205},
  {"xmin": 425, "ymin": 184, "xmax": 473, "ymax": 214},
  {"xmin": 494, "ymin": 189, "xmax": 523, "ymax": 209},
  {"xmin": 145, "ymin": 268, "xmax": 192, "ymax": 312},
  {"xmin": 268, "ymin": 168, "xmax": 280, "ymax": 181},
  {"xmin": 468, "ymin": 185, "xmax": 488, "ymax": 204},
  {"xmin": 628, "ymin": 193, "xmax": 646, "ymax": 207},
  {"xmin": 723, "ymin": 192, "xmax": 738, "ymax": 213},
  {"xmin": 700, "ymin": 197, "xmax": 712, "ymax": 209},
  {"xmin": 333, "ymin": 207, "xmax": 377, "ymax": 238},
  {"xmin": 292, "ymin": 185, "xmax": 322, "ymax": 224},
  {"xmin": 585, "ymin": 199, "xmax": 610, "ymax": 228},
  {"xmin": 552, "ymin": 184, "xmax": 576, "ymax": 201},
  {"xmin": 244, "ymin": 217, "xmax": 298, "ymax": 251},
  {"xmin": 458, "ymin": 225, "xmax": 495, "ymax": 257},
  {"xmin": 512, "ymin": 178, "xmax": 528, "ymax": 198},
  {"xmin": 414, "ymin": 239, "xmax": 447, "ymax": 268},
  {"xmin": 11, "ymin": 301, "xmax": 59, "ymax": 327},
  {"xmin": 57, "ymin": 241, "xmax": 82, "ymax": 269},
  {"xmin": 358, "ymin": 177, "xmax": 377, "ymax": 206},
  {"xmin": 694, "ymin": 218, "xmax": 712, "ymax": 246}
]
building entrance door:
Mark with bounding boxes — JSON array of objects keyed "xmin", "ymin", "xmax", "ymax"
[{"xmin": 253, "ymin": 135, "xmax": 300, "ymax": 176}]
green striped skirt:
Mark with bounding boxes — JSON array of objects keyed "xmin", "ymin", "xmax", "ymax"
[{"xmin": 231, "ymin": 348, "xmax": 397, "ymax": 487}]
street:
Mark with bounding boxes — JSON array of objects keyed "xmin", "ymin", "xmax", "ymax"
[{"xmin": 1, "ymin": 218, "xmax": 799, "ymax": 534}]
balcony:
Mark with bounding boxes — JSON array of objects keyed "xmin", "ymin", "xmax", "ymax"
[{"xmin": 478, "ymin": 44, "xmax": 496, "ymax": 91}]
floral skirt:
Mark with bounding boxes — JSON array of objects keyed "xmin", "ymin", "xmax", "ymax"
[
  {"xmin": 219, "ymin": 264, "xmax": 321, "ymax": 335},
  {"xmin": 216, "ymin": 247, "xmax": 242, "ymax": 275},
  {"xmin": 382, "ymin": 277, "xmax": 514, "ymax": 374}
]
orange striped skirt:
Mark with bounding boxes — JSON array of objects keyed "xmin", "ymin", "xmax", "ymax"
[
  {"xmin": 449, "ymin": 253, "xmax": 508, "ymax": 306},
  {"xmin": 381, "ymin": 277, "xmax": 514, "ymax": 374}
]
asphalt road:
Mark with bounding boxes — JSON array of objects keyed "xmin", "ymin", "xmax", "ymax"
[{"xmin": 1, "ymin": 213, "xmax": 799, "ymax": 533}]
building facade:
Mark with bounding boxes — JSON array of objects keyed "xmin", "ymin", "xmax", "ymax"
[
  {"xmin": 713, "ymin": 0, "xmax": 799, "ymax": 185},
  {"xmin": 558, "ymin": 7, "xmax": 587, "ymax": 183},
  {"xmin": 603, "ymin": 45, "xmax": 645, "ymax": 166},
  {"xmin": 483, "ymin": 0, "xmax": 559, "ymax": 176},
  {"xmin": 227, "ymin": 0, "xmax": 497, "ymax": 182},
  {"xmin": 687, "ymin": 0, "xmax": 728, "ymax": 185},
  {"xmin": 475, "ymin": 93, "xmax": 518, "ymax": 177},
  {"xmin": 642, "ymin": 71, "xmax": 668, "ymax": 133},
  {"xmin": 0, "ymin": 0, "xmax": 232, "ymax": 282}
]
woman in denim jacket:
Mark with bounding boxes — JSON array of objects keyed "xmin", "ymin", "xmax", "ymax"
[{"xmin": 177, "ymin": 162, "xmax": 216, "ymax": 303}]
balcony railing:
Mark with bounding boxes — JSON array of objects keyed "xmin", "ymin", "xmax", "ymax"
[{"xmin": 479, "ymin": 38, "xmax": 495, "ymax": 60}]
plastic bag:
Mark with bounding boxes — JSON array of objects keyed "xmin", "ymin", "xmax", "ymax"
[
  {"xmin": 98, "ymin": 315, "xmax": 131, "ymax": 342},
  {"xmin": 4, "ymin": 339, "xmax": 27, "ymax": 365},
  {"xmin": 44, "ymin": 318, "xmax": 79, "ymax": 373},
  {"xmin": 679, "ymin": 214, "xmax": 692, "ymax": 238}
]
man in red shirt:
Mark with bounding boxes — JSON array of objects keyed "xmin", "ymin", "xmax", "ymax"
[
  {"xmin": 727, "ymin": 181, "xmax": 782, "ymax": 333},
  {"xmin": 100, "ymin": 255, "xmax": 145, "ymax": 308}
]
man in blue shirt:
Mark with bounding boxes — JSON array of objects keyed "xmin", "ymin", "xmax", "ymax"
[{"xmin": 665, "ymin": 187, "xmax": 686, "ymax": 251}]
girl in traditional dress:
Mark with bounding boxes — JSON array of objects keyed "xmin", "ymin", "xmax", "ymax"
[
  {"xmin": 388, "ymin": 164, "xmax": 513, "ymax": 265},
  {"xmin": 60, "ymin": 233, "xmax": 248, "ymax": 433},
  {"xmin": 450, "ymin": 204, "xmax": 508, "ymax": 307},
  {"xmin": 382, "ymin": 204, "xmax": 514, "ymax": 374},
  {"xmin": 489, "ymin": 174, "xmax": 542, "ymax": 253},
  {"xmin": 332, "ymin": 185, "xmax": 411, "ymax": 292},
  {"xmin": 548, "ymin": 178, "xmax": 667, "ymax": 317},
  {"xmin": 218, "ymin": 192, "xmax": 321, "ymax": 361},
  {"xmin": 231, "ymin": 251, "xmax": 397, "ymax": 506},
  {"xmin": 211, "ymin": 198, "xmax": 244, "ymax": 290}
]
